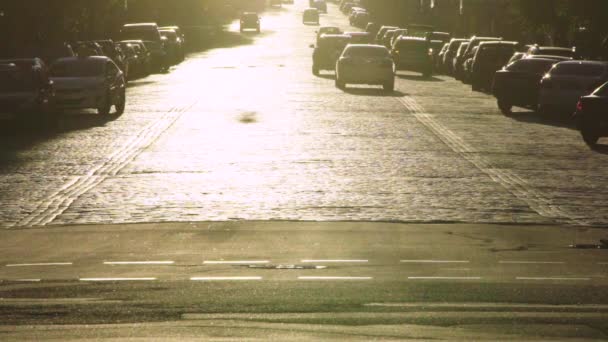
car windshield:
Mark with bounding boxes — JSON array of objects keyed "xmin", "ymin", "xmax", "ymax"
[
  {"xmin": 551, "ymin": 63, "xmax": 607, "ymax": 76},
  {"xmin": 50, "ymin": 60, "xmax": 104, "ymax": 77},
  {"xmin": 0, "ymin": 66, "xmax": 36, "ymax": 91},
  {"xmin": 343, "ymin": 46, "xmax": 389, "ymax": 58}
]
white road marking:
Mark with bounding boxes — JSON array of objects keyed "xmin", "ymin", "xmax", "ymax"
[
  {"xmin": 103, "ymin": 261, "xmax": 174, "ymax": 265},
  {"xmin": 516, "ymin": 277, "xmax": 591, "ymax": 281},
  {"xmin": 301, "ymin": 260, "xmax": 368, "ymax": 263},
  {"xmin": 79, "ymin": 278, "xmax": 157, "ymax": 282},
  {"xmin": 298, "ymin": 276, "xmax": 372, "ymax": 280},
  {"xmin": 6, "ymin": 262, "xmax": 73, "ymax": 267},
  {"xmin": 203, "ymin": 260, "xmax": 269, "ymax": 265},
  {"xmin": 500, "ymin": 261, "xmax": 565, "ymax": 264},
  {"xmin": 400, "ymin": 260, "xmax": 469, "ymax": 264},
  {"xmin": 408, "ymin": 276, "xmax": 482, "ymax": 280},
  {"xmin": 190, "ymin": 276, "xmax": 262, "ymax": 281}
]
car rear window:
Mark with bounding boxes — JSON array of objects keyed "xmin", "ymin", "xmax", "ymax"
[
  {"xmin": 50, "ymin": 60, "xmax": 104, "ymax": 78},
  {"xmin": 0, "ymin": 66, "xmax": 36, "ymax": 92},
  {"xmin": 343, "ymin": 46, "xmax": 389, "ymax": 58},
  {"xmin": 507, "ymin": 59, "xmax": 556, "ymax": 73},
  {"xmin": 396, "ymin": 40, "xmax": 428, "ymax": 52},
  {"xmin": 319, "ymin": 38, "xmax": 350, "ymax": 50},
  {"xmin": 551, "ymin": 63, "xmax": 607, "ymax": 76}
]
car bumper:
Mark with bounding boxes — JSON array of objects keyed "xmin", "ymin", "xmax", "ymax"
[
  {"xmin": 338, "ymin": 65, "xmax": 394, "ymax": 84},
  {"xmin": 55, "ymin": 90, "xmax": 104, "ymax": 109}
]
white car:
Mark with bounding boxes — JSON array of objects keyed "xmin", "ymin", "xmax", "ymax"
[
  {"xmin": 538, "ymin": 60, "xmax": 608, "ymax": 114},
  {"xmin": 335, "ymin": 44, "xmax": 395, "ymax": 92},
  {"xmin": 50, "ymin": 56, "xmax": 126, "ymax": 115}
]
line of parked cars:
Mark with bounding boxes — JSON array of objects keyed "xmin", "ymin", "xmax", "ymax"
[{"xmin": 0, "ymin": 23, "xmax": 187, "ymax": 127}]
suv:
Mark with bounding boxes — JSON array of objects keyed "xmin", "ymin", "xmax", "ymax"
[
  {"xmin": 391, "ymin": 37, "xmax": 433, "ymax": 77},
  {"xmin": 0, "ymin": 58, "xmax": 56, "ymax": 125},
  {"xmin": 312, "ymin": 34, "xmax": 351, "ymax": 75},
  {"xmin": 240, "ymin": 12, "xmax": 261, "ymax": 33},
  {"xmin": 303, "ymin": 8, "xmax": 320, "ymax": 25},
  {"xmin": 470, "ymin": 41, "xmax": 519, "ymax": 91},
  {"xmin": 120, "ymin": 23, "xmax": 166, "ymax": 72}
]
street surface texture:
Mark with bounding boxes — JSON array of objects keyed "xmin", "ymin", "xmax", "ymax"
[
  {"xmin": 1, "ymin": 1, "xmax": 608, "ymax": 340},
  {"xmin": 1, "ymin": 2, "xmax": 608, "ymax": 228}
]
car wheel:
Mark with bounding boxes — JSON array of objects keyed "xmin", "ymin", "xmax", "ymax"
[
  {"xmin": 497, "ymin": 99, "xmax": 512, "ymax": 116},
  {"xmin": 97, "ymin": 91, "xmax": 111, "ymax": 115},
  {"xmin": 582, "ymin": 129, "xmax": 599, "ymax": 147},
  {"xmin": 312, "ymin": 65, "xmax": 319, "ymax": 76},
  {"xmin": 335, "ymin": 78, "xmax": 345, "ymax": 89},
  {"xmin": 115, "ymin": 89, "xmax": 126, "ymax": 115}
]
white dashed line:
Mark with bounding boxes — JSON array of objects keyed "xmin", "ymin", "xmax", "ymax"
[
  {"xmin": 500, "ymin": 261, "xmax": 565, "ymax": 264},
  {"xmin": 79, "ymin": 278, "xmax": 157, "ymax": 282},
  {"xmin": 408, "ymin": 276, "xmax": 482, "ymax": 280},
  {"xmin": 103, "ymin": 261, "xmax": 174, "ymax": 265},
  {"xmin": 203, "ymin": 261, "xmax": 269, "ymax": 265},
  {"xmin": 298, "ymin": 276, "xmax": 372, "ymax": 280},
  {"xmin": 516, "ymin": 277, "xmax": 591, "ymax": 281},
  {"xmin": 190, "ymin": 276, "xmax": 263, "ymax": 281},
  {"xmin": 400, "ymin": 260, "xmax": 469, "ymax": 264},
  {"xmin": 6, "ymin": 262, "xmax": 73, "ymax": 267},
  {"xmin": 301, "ymin": 260, "xmax": 368, "ymax": 263}
]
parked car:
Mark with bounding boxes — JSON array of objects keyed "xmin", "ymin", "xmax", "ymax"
[
  {"xmin": 0, "ymin": 58, "xmax": 56, "ymax": 125},
  {"xmin": 506, "ymin": 52, "xmax": 526, "ymax": 65},
  {"xmin": 313, "ymin": 0, "xmax": 327, "ymax": 13},
  {"xmin": 365, "ymin": 22, "xmax": 380, "ymax": 38},
  {"xmin": 382, "ymin": 30, "xmax": 398, "ymax": 49},
  {"xmin": 94, "ymin": 40, "xmax": 128, "ymax": 78},
  {"xmin": 240, "ymin": 12, "xmax": 261, "ymax": 33},
  {"xmin": 539, "ymin": 61, "xmax": 608, "ymax": 115},
  {"xmin": 391, "ymin": 37, "xmax": 433, "ymax": 77},
  {"xmin": 453, "ymin": 42, "xmax": 469, "ymax": 80},
  {"xmin": 470, "ymin": 41, "xmax": 519, "ymax": 91},
  {"xmin": 344, "ymin": 32, "xmax": 372, "ymax": 44},
  {"xmin": 335, "ymin": 44, "xmax": 395, "ymax": 92},
  {"xmin": 458, "ymin": 36, "xmax": 502, "ymax": 80},
  {"xmin": 39, "ymin": 43, "xmax": 76, "ymax": 65},
  {"xmin": 442, "ymin": 38, "xmax": 467, "ymax": 75},
  {"xmin": 119, "ymin": 40, "xmax": 152, "ymax": 77},
  {"xmin": 436, "ymin": 42, "xmax": 450, "ymax": 73},
  {"xmin": 50, "ymin": 56, "xmax": 126, "ymax": 115},
  {"xmin": 405, "ymin": 24, "xmax": 435, "ymax": 38},
  {"xmin": 159, "ymin": 25, "xmax": 185, "ymax": 59},
  {"xmin": 492, "ymin": 57, "xmax": 562, "ymax": 115},
  {"xmin": 74, "ymin": 41, "xmax": 104, "ymax": 57},
  {"xmin": 462, "ymin": 46, "xmax": 479, "ymax": 84},
  {"xmin": 390, "ymin": 29, "xmax": 409, "ymax": 47},
  {"xmin": 429, "ymin": 40, "xmax": 445, "ymax": 71},
  {"xmin": 303, "ymin": 8, "xmax": 320, "ymax": 25},
  {"xmin": 427, "ymin": 31, "xmax": 451, "ymax": 43},
  {"xmin": 159, "ymin": 29, "xmax": 184, "ymax": 64},
  {"xmin": 120, "ymin": 23, "xmax": 166, "ymax": 72},
  {"xmin": 312, "ymin": 34, "xmax": 351, "ymax": 75},
  {"xmin": 375, "ymin": 26, "xmax": 398, "ymax": 44},
  {"xmin": 526, "ymin": 45, "xmax": 577, "ymax": 59},
  {"xmin": 574, "ymin": 81, "xmax": 608, "ymax": 146},
  {"xmin": 316, "ymin": 26, "xmax": 342, "ymax": 44},
  {"xmin": 116, "ymin": 43, "xmax": 138, "ymax": 80}
]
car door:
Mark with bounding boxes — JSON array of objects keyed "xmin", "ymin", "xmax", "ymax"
[{"xmin": 105, "ymin": 61, "xmax": 123, "ymax": 102}]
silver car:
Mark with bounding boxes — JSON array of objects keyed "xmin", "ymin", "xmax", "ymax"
[{"xmin": 335, "ymin": 44, "xmax": 395, "ymax": 92}]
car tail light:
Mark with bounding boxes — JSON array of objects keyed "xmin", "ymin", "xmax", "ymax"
[
  {"xmin": 576, "ymin": 99, "xmax": 584, "ymax": 112},
  {"xmin": 428, "ymin": 48, "xmax": 434, "ymax": 56}
]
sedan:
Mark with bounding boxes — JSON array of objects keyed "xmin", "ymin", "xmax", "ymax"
[
  {"xmin": 50, "ymin": 56, "xmax": 126, "ymax": 115},
  {"xmin": 335, "ymin": 44, "xmax": 395, "ymax": 92},
  {"xmin": 574, "ymin": 82, "xmax": 608, "ymax": 147}
]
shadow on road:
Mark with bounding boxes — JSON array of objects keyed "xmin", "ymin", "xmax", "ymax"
[
  {"xmin": 396, "ymin": 74, "xmax": 444, "ymax": 82},
  {"xmin": 315, "ymin": 74, "xmax": 336, "ymax": 80},
  {"xmin": 591, "ymin": 143, "xmax": 608, "ymax": 154},
  {"xmin": 344, "ymin": 88, "xmax": 408, "ymax": 97},
  {"xmin": 507, "ymin": 111, "xmax": 577, "ymax": 130}
]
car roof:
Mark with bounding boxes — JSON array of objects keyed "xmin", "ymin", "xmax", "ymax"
[
  {"xmin": 398, "ymin": 36, "xmax": 427, "ymax": 42},
  {"xmin": 123, "ymin": 23, "xmax": 158, "ymax": 28},
  {"xmin": 345, "ymin": 32, "xmax": 370, "ymax": 36},
  {"xmin": 320, "ymin": 34, "xmax": 351, "ymax": 39},
  {"xmin": 555, "ymin": 60, "xmax": 608, "ymax": 66},
  {"xmin": 534, "ymin": 46, "xmax": 573, "ymax": 51},
  {"xmin": 478, "ymin": 41, "xmax": 518, "ymax": 47},
  {"xmin": 53, "ymin": 56, "xmax": 110, "ymax": 64},
  {"xmin": 346, "ymin": 44, "xmax": 387, "ymax": 49},
  {"xmin": 525, "ymin": 54, "xmax": 570, "ymax": 61}
]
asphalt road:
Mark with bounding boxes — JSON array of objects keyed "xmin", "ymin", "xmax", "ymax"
[{"xmin": 1, "ymin": 1, "xmax": 608, "ymax": 340}]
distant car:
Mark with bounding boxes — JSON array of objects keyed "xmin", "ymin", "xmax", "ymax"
[
  {"xmin": 116, "ymin": 43, "xmax": 138, "ymax": 80},
  {"xmin": 470, "ymin": 41, "xmax": 519, "ymax": 91},
  {"xmin": 159, "ymin": 25, "xmax": 186, "ymax": 57},
  {"xmin": 312, "ymin": 34, "xmax": 351, "ymax": 75},
  {"xmin": 74, "ymin": 41, "xmax": 104, "ymax": 57},
  {"xmin": 351, "ymin": 11, "xmax": 370, "ymax": 28},
  {"xmin": 391, "ymin": 37, "xmax": 433, "ymax": 77},
  {"xmin": 492, "ymin": 57, "xmax": 562, "ymax": 115},
  {"xmin": 344, "ymin": 32, "xmax": 372, "ymax": 44},
  {"xmin": 365, "ymin": 22, "xmax": 381, "ymax": 38},
  {"xmin": 120, "ymin": 23, "xmax": 166, "ymax": 72},
  {"xmin": 375, "ymin": 26, "xmax": 398, "ymax": 45},
  {"xmin": 94, "ymin": 40, "xmax": 128, "ymax": 77},
  {"xmin": 159, "ymin": 29, "xmax": 184, "ymax": 64},
  {"xmin": 574, "ymin": 81, "xmax": 608, "ymax": 146},
  {"xmin": 459, "ymin": 36, "xmax": 502, "ymax": 81},
  {"xmin": 313, "ymin": 0, "xmax": 327, "ymax": 13},
  {"xmin": 390, "ymin": 29, "xmax": 409, "ymax": 47},
  {"xmin": 381, "ymin": 30, "xmax": 398, "ymax": 49},
  {"xmin": 452, "ymin": 42, "xmax": 469, "ymax": 80},
  {"xmin": 527, "ymin": 45, "xmax": 577, "ymax": 59},
  {"xmin": 335, "ymin": 44, "xmax": 395, "ymax": 92},
  {"xmin": 50, "ymin": 56, "xmax": 126, "ymax": 115},
  {"xmin": 316, "ymin": 26, "xmax": 342, "ymax": 44},
  {"xmin": 538, "ymin": 61, "xmax": 608, "ymax": 115},
  {"xmin": 429, "ymin": 40, "xmax": 445, "ymax": 71},
  {"xmin": 462, "ymin": 46, "xmax": 479, "ymax": 84},
  {"xmin": 405, "ymin": 24, "xmax": 435, "ymax": 38},
  {"xmin": 427, "ymin": 31, "xmax": 451, "ymax": 43},
  {"xmin": 120, "ymin": 40, "xmax": 152, "ymax": 76},
  {"xmin": 303, "ymin": 8, "xmax": 320, "ymax": 25},
  {"xmin": 240, "ymin": 12, "xmax": 261, "ymax": 33},
  {"xmin": 0, "ymin": 58, "xmax": 56, "ymax": 125},
  {"xmin": 442, "ymin": 38, "xmax": 467, "ymax": 75}
]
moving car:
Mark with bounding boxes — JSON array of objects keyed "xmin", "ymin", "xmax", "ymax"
[
  {"xmin": 50, "ymin": 56, "xmax": 126, "ymax": 115},
  {"xmin": 492, "ymin": 57, "xmax": 563, "ymax": 115},
  {"xmin": 335, "ymin": 44, "xmax": 395, "ymax": 92},
  {"xmin": 313, "ymin": 0, "xmax": 327, "ymax": 14},
  {"xmin": 303, "ymin": 8, "xmax": 320, "ymax": 25},
  {"xmin": 312, "ymin": 34, "xmax": 351, "ymax": 75},
  {"xmin": 470, "ymin": 41, "xmax": 519, "ymax": 91},
  {"xmin": 120, "ymin": 23, "xmax": 166, "ymax": 72},
  {"xmin": 240, "ymin": 12, "xmax": 261, "ymax": 33},
  {"xmin": 0, "ymin": 58, "xmax": 56, "ymax": 125},
  {"xmin": 574, "ymin": 81, "xmax": 608, "ymax": 146},
  {"xmin": 391, "ymin": 37, "xmax": 433, "ymax": 77},
  {"xmin": 538, "ymin": 60, "xmax": 608, "ymax": 115}
]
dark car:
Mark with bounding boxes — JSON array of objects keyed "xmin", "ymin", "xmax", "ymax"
[
  {"xmin": 303, "ymin": 8, "xmax": 320, "ymax": 25},
  {"xmin": 351, "ymin": 11, "xmax": 370, "ymax": 28},
  {"xmin": 159, "ymin": 29, "xmax": 184, "ymax": 65},
  {"xmin": 312, "ymin": 34, "xmax": 351, "ymax": 75},
  {"xmin": 0, "ymin": 58, "xmax": 56, "ymax": 125},
  {"xmin": 94, "ymin": 40, "xmax": 128, "ymax": 77},
  {"xmin": 391, "ymin": 37, "xmax": 433, "ymax": 77},
  {"xmin": 405, "ymin": 24, "xmax": 435, "ymax": 38},
  {"xmin": 120, "ymin": 23, "xmax": 167, "ymax": 72},
  {"xmin": 492, "ymin": 57, "xmax": 563, "ymax": 115},
  {"xmin": 365, "ymin": 22, "xmax": 381, "ymax": 38},
  {"xmin": 453, "ymin": 42, "xmax": 469, "ymax": 80},
  {"xmin": 313, "ymin": 0, "xmax": 327, "ymax": 14},
  {"xmin": 470, "ymin": 41, "xmax": 519, "ymax": 91},
  {"xmin": 240, "ymin": 12, "xmax": 261, "ymax": 33},
  {"xmin": 458, "ymin": 36, "xmax": 502, "ymax": 79},
  {"xmin": 375, "ymin": 26, "xmax": 398, "ymax": 45},
  {"xmin": 574, "ymin": 81, "xmax": 608, "ymax": 146},
  {"xmin": 120, "ymin": 40, "xmax": 152, "ymax": 77},
  {"xmin": 442, "ymin": 38, "xmax": 467, "ymax": 75},
  {"xmin": 427, "ymin": 31, "xmax": 451, "ymax": 43}
]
